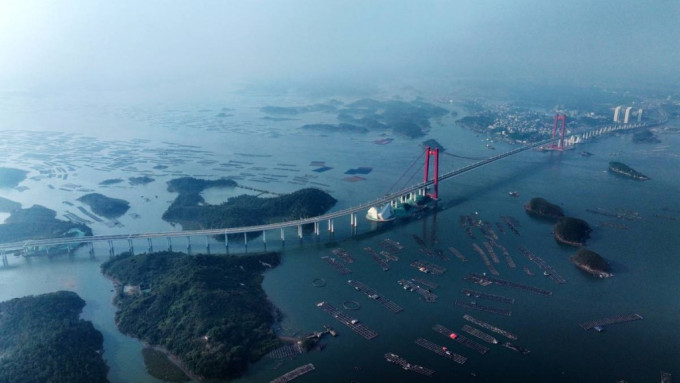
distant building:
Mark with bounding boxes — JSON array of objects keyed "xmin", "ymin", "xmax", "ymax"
[
  {"xmin": 613, "ymin": 106, "xmax": 622, "ymax": 122},
  {"xmin": 624, "ymin": 107, "xmax": 633, "ymax": 123}
]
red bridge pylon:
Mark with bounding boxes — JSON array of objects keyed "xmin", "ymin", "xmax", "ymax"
[
  {"xmin": 551, "ymin": 114, "xmax": 567, "ymax": 150},
  {"xmin": 423, "ymin": 146, "xmax": 439, "ymax": 200}
]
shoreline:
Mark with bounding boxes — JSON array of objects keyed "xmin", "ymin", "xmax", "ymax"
[
  {"xmin": 572, "ymin": 261, "xmax": 613, "ymax": 278},
  {"xmin": 553, "ymin": 231, "xmax": 585, "ymax": 246},
  {"xmin": 103, "ymin": 273, "xmax": 202, "ymax": 382}
]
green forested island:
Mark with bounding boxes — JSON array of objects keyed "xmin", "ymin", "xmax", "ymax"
[
  {"xmin": 0, "ymin": 291, "xmax": 109, "ymax": 383},
  {"xmin": 608, "ymin": 161, "xmax": 649, "ymax": 180},
  {"xmin": 77, "ymin": 193, "xmax": 130, "ymax": 219},
  {"xmin": 101, "ymin": 251, "xmax": 282, "ymax": 380},
  {"xmin": 524, "ymin": 197, "xmax": 565, "ymax": 219},
  {"xmin": 163, "ymin": 177, "xmax": 336, "ymax": 235},
  {"xmin": 0, "ymin": 205, "xmax": 92, "ymax": 244},
  {"xmin": 571, "ymin": 248, "xmax": 612, "ymax": 278},
  {"xmin": 554, "ymin": 217, "xmax": 592, "ymax": 246}
]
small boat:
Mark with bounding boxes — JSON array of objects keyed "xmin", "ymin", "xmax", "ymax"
[{"xmin": 508, "ymin": 191, "xmax": 519, "ymax": 197}]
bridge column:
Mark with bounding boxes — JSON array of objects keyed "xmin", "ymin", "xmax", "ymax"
[
  {"xmin": 127, "ymin": 239, "xmax": 133, "ymax": 254},
  {"xmin": 297, "ymin": 225, "xmax": 303, "ymax": 242},
  {"xmin": 2, "ymin": 251, "xmax": 7, "ymax": 267},
  {"xmin": 108, "ymin": 240, "xmax": 114, "ymax": 257},
  {"xmin": 314, "ymin": 221, "xmax": 320, "ymax": 239},
  {"xmin": 205, "ymin": 236, "xmax": 210, "ymax": 254},
  {"xmin": 280, "ymin": 228, "xmax": 285, "ymax": 246},
  {"xmin": 89, "ymin": 242, "xmax": 94, "ymax": 257},
  {"xmin": 186, "ymin": 236, "xmax": 191, "ymax": 254},
  {"xmin": 329, "ymin": 219, "xmax": 334, "ymax": 233},
  {"xmin": 147, "ymin": 238, "xmax": 153, "ymax": 253},
  {"xmin": 262, "ymin": 230, "xmax": 266, "ymax": 251},
  {"xmin": 244, "ymin": 232, "xmax": 248, "ymax": 253},
  {"xmin": 167, "ymin": 237, "xmax": 173, "ymax": 252}
]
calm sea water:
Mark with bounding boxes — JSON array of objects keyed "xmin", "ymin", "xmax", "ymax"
[{"xmin": 0, "ymin": 90, "xmax": 677, "ymax": 383}]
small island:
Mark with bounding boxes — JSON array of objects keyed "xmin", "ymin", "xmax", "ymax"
[
  {"xmin": 571, "ymin": 248, "xmax": 612, "ymax": 278},
  {"xmin": 608, "ymin": 161, "xmax": 649, "ymax": 180},
  {"xmin": 128, "ymin": 176, "xmax": 155, "ymax": 185},
  {"xmin": 0, "ymin": 291, "xmax": 109, "ymax": 383},
  {"xmin": 0, "ymin": 204, "xmax": 92, "ymax": 244},
  {"xmin": 554, "ymin": 217, "xmax": 592, "ymax": 246},
  {"xmin": 163, "ymin": 177, "xmax": 336, "ymax": 237},
  {"xmin": 77, "ymin": 193, "xmax": 130, "ymax": 219},
  {"xmin": 99, "ymin": 178, "xmax": 124, "ymax": 186},
  {"xmin": 524, "ymin": 197, "xmax": 565, "ymax": 219},
  {"xmin": 101, "ymin": 251, "xmax": 282, "ymax": 380},
  {"xmin": 0, "ymin": 167, "xmax": 28, "ymax": 188}
]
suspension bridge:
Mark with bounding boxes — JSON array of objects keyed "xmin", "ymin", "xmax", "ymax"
[{"xmin": 0, "ymin": 120, "xmax": 647, "ymax": 262}]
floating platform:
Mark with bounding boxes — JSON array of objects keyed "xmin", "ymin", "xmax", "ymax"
[
  {"xmin": 363, "ymin": 247, "xmax": 390, "ymax": 271},
  {"xmin": 398, "ymin": 279, "xmax": 438, "ymax": 303},
  {"xmin": 463, "ymin": 314, "xmax": 518, "ymax": 340},
  {"xmin": 412, "ymin": 277, "xmax": 439, "ymax": 290},
  {"xmin": 518, "ymin": 246, "xmax": 566, "ymax": 284},
  {"xmin": 462, "ymin": 324, "xmax": 499, "ymax": 344},
  {"xmin": 502, "ymin": 342, "xmax": 530, "ymax": 355},
  {"xmin": 384, "ymin": 353, "xmax": 435, "ymax": 377},
  {"xmin": 415, "ymin": 338, "xmax": 467, "ymax": 364},
  {"xmin": 461, "ymin": 288, "xmax": 515, "ymax": 304},
  {"xmin": 579, "ymin": 313, "xmax": 644, "ymax": 331},
  {"xmin": 347, "ymin": 280, "xmax": 403, "ymax": 314},
  {"xmin": 448, "ymin": 246, "xmax": 468, "ymax": 262},
  {"xmin": 410, "ymin": 260, "xmax": 446, "ymax": 275},
  {"xmin": 432, "ymin": 324, "xmax": 489, "ymax": 354},
  {"xmin": 270, "ymin": 363, "xmax": 315, "ymax": 383},
  {"xmin": 465, "ymin": 273, "xmax": 553, "ymax": 296},
  {"xmin": 455, "ymin": 300, "xmax": 512, "ymax": 317},
  {"xmin": 331, "ymin": 248, "xmax": 354, "ymax": 263},
  {"xmin": 321, "ymin": 256, "xmax": 352, "ymax": 275},
  {"xmin": 472, "ymin": 243, "xmax": 499, "ymax": 276},
  {"xmin": 380, "ymin": 238, "xmax": 404, "ymax": 252},
  {"xmin": 316, "ymin": 301, "xmax": 378, "ymax": 340}
]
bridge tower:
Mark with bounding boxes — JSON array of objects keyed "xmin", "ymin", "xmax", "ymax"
[
  {"xmin": 423, "ymin": 146, "xmax": 440, "ymax": 200},
  {"xmin": 551, "ymin": 114, "xmax": 567, "ymax": 151}
]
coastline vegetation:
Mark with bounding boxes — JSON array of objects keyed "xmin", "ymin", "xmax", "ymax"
[
  {"xmin": 162, "ymin": 177, "xmax": 336, "ymax": 237},
  {"xmin": 78, "ymin": 193, "xmax": 131, "ymax": 219},
  {"xmin": 0, "ymin": 205, "xmax": 92, "ymax": 243},
  {"xmin": 608, "ymin": 161, "xmax": 649, "ymax": 180},
  {"xmin": 571, "ymin": 248, "xmax": 612, "ymax": 278},
  {"xmin": 101, "ymin": 251, "xmax": 282, "ymax": 380},
  {"xmin": 0, "ymin": 291, "xmax": 109, "ymax": 383},
  {"xmin": 524, "ymin": 197, "xmax": 564, "ymax": 219},
  {"xmin": 554, "ymin": 217, "xmax": 591, "ymax": 246}
]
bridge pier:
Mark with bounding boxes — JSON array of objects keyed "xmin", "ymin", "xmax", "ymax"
[
  {"xmin": 328, "ymin": 219, "xmax": 334, "ymax": 233},
  {"xmin": 297, "ymin": 225, "xmax": 303, "ymax": 243},
  {"xmin": 243, "ymin": 232, "xmax": 248, "ymax": 253},
  {"xmin": 314, "ymin": 221, "xmax": 320, "ymax": 239},
  {"xmin": 205, "ymin": 236, "xmax": 210, "ymax": 254},
  {"xmin": 186, "ymin": 236, "xmax": 191, "ymax": 254},
  {"xmin": 262, "ymin": 230, "xmax": 267, "ymax": 251},
  {"xmin": 280, "ymin": 228, "xmax": 285, "ymax": 247},
  {"xmin": 147, "ymin": 238, "xmax": 153, "ymax": 253},
  {"xmin": 89, "ymin": 242, "xmax": 95, "ymax": 257},
  {"xmin": 2, "ymin": 251, "xmax": 7, "ymax": 267},
  {"xmin": 167, "ymin": 237, "xmax": 172, "ymax": 252},
  {"xmin": 108, "ymin": 240, "xmax": 114, "ymax": 257},
  {"xmin": 127, "ymin": 239, "xmax": 133, "ymax": 254},
  {"xmin": 224, "ymin": 230, "xmax": 229, "ymax": 255}
]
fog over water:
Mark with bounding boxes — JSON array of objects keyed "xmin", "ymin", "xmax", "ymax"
[{"xmin": 1, "ymin": 0, "xmax": 678, "ymax": 100}]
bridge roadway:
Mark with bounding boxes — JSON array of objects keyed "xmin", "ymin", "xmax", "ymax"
[{"xmin": 0, "ymin": 123, "xmax": 645, "ymax": 253}]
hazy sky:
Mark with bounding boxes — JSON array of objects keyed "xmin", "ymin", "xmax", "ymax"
[{"xmin": 1, "ymin": 0, "xmax": 678, "ymax": 94}]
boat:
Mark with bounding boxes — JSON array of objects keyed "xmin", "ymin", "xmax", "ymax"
[{"xmin": 508, "ymin": 191, "xmax": 519, "ymax": 197}]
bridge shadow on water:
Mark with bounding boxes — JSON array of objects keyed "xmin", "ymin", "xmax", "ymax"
[{"xmin": 440, "ymin": 150, "xmax": 565, "ymax": 210}]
